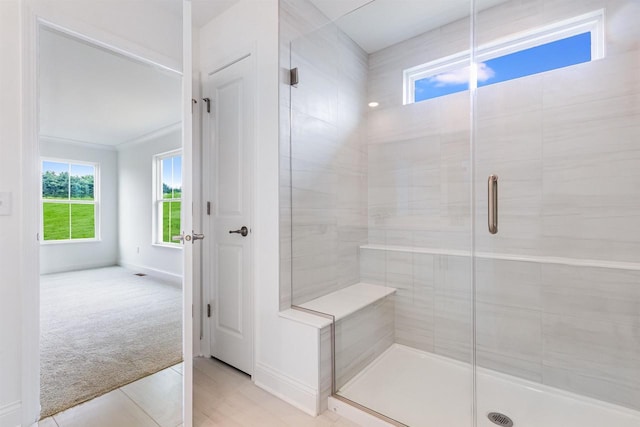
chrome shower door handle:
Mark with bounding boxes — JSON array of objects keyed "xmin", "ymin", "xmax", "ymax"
[{"xmin": 488, "ymin": 174, "xmax": 498, "ymax": 234}]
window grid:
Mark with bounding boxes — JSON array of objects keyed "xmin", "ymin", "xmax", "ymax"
[
  {"xmin": 154, "ymin": 150, "xmax": 183, "ymax": 246},
  {"xmin": 41, "ymin": 160, "xmax": 99, "ymax": 242}
]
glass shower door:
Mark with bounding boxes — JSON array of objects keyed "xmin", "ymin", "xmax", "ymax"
[
  {"xmin": 284, "ymin": 0, "xmax": 476, "ymax": 425},
  {"xmin": 473, "ymin": 1, "xmax": 640, "ymax": 426}
]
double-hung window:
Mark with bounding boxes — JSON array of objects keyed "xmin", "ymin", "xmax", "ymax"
[
  {"xmin": 41, "ymin": 160, "xmax": 98, "ymax": 242},
  {"xmin": 154, "ymin": 150, "xmax": 182, "ymax": 246}
]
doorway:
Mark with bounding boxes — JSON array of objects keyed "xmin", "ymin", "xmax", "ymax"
[{"xmin": 32, "ymin": 13, "xmax": 188, "ymax": 425}]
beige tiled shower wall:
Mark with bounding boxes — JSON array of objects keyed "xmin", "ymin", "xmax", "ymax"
[
  {"xmin": 363, "ymin": 0, "xmax": 640, "ymax": 411},
  {"xmin": 280, "ymin": 0, "xmax": 369, "ymax": 308}
]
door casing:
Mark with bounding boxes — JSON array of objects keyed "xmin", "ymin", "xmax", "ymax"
[{"xmin": 19, "ymin": 3, "xmax": 194, "ymax": 425}]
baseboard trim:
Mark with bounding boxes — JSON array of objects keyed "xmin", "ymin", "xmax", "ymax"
[
  {"xmin": 0, "ymin": 401, "xmax": 21, "ymax": 427},
  {"xmin": 253, "ymin": 362, "xmax": 319, "ymax": 417},
  {"xmin": 117, "ymin": 261, "xmax": 182, "ymax": 287},
  {"xmin": 40, "ymin": 260, "xmax": 116, "ymax": 275}
]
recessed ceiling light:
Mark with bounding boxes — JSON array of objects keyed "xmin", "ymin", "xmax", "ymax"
[{"xmin": 368, "ymin": 102, "xmax": 379, "ymax": 108}]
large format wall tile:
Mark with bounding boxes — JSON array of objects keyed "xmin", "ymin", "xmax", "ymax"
[
  {"xmin": 542, "ymin": 313, "xmax": 640, "ymax": 410},
  {"xmin": 476, "ymin": 302, "xmax": 543, "ymax": 382},
  {"xmin": 476, "ymin": 258, "xmax": 542, "ymax": 310},
  {"xmin": 283, "ymin": 0, "xmax": 369, "ymax": 306},
  {"xmin": 542, "ymin": 264, "xmax": 640, "ymax": 324},
  {"xmin": 335, "ymin": 297, "xmax": 395, "ymax": 390}
]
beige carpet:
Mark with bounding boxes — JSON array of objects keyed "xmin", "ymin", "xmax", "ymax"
[{"xmin": 40, "ymin": 266, "xmax": 182, "ymax": 418}]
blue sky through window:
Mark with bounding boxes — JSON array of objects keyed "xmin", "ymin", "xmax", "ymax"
[
  {"xmin": 70, "ymin": 164, "xmax": 94, "ymax": 177},
  {"xmin": 43, "ymin": 161, "xmax": 68, "ymax": 175},
  {"xmin": 414, "ymin": 32, "xmax": 592, "ymax": 102}
]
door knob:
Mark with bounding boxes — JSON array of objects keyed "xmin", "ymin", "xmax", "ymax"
[
  {"xmin": 192, "ymin": 233, "xmax": 205, "ymax": 241},
  {"xmin": 229, "ymin": 226, "xmax": 249, "ymax": 237}
]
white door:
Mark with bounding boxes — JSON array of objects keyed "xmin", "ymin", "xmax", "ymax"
[{"xmin": 203, "ymin": 55, "xmax": 254, "ymax": 375}]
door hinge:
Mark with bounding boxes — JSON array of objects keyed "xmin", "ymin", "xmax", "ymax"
[
  {"xmin": 290, "ymin": 68, "xmax": 299, "ymax": 87},
  {"xmin": 202, "ymin": 97, "xmax": 211, "ymax": 113},
  {"xmin": 206, "ymin": 201, "xmax": 211, "ymax": 215},
  {"xmin": 207, "ymin": 303, "xmax": 211, "ymax": 318}
]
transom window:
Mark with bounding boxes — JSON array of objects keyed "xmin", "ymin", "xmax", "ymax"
[
  {"xmin": 41, "ymin": 160, "xmax": 98, "ymax": 242},
  {"xmin": 404, "ymin": 10, "xmax": 605, "ymax": 104},
  {"xmin": 154, "ymin": 150, "xmax": 182, "ymax": 246}
]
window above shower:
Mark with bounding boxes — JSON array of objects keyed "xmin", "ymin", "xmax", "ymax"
[{"xmin": 404, "ymin": 9, "xmax": 605, "ymax": 104}]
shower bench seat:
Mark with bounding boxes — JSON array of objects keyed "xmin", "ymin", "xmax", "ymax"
[{"xmin": 296, "ymin": 282, "xmax": 396, "ymax": 322}]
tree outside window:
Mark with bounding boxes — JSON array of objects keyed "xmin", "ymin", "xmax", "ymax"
[
  {"xmin": 155, "ymin": 151, "xmax": 182, "ymax": 245},
  {"xmin": 41, "ymin": 160, "xmax": 98, "ymax": 241}
]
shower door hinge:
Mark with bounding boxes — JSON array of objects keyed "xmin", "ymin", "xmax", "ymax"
[
  {"xmin": 206, "ymin": 201, "xmax": 211, "ymax": 215},
  {"xmin": 207, "ymin": 303, "xmax": 211, "ymax": 318},
  {"xmin": 202, "ymin": 97, "xmax": 211, "ymax": 113},
  {"xmin": 290, "ymin": 68, "xmax": 299, "ymax": 87}
]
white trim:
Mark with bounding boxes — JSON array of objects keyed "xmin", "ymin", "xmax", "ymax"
[
  {"xmin": 39, "ymin": 260, "xmax": 115, "ymax": 275},
  {"xmin": 361, "ymin": 244, "xmax": 640, "ymax": 272},
  {"xmin": 152, "ymin": 242, "xmax": 184, "ymax": 250},
  {"xmin": 40, "ymin": 158, "xmax": 100, "ymax": 243},
  {"xmin": 152, "ymin": 149, "xmax": 183, "ymax": 246},
  {"xmin": 39, "ymin": 135, "xmax": 116, "ymax": 151},
  {"xmin": 117, "ymin": 261, "xmax": 183, "ymax": 287},
  {"xmin": 476, "ymin": 9, "xmax": 605, "ymax": 62},
  {"xmin": 36, "ymin": 17, "xmax": 181, "ymax": 75},
  {"xmin": 404, "ymin": 9, "xmax": 605, "ymax": 104},
  {"xmin": 116, "ymin": 122, "xmax": 182, "ymax": 151},
  {"xmin": 253, "ymin": 362, "xmax": 319, "ymax": 417},
  {"xmin": 40, "ymin": 238, "xmax": 101, "ymax": 245},
  {"xmin": 21, "ymin": 3, "xmax": 43, "ymax": 423},
  {"xmin": 0, "ymin": 401, "xmax": 21, "ymax": 427},
  {"xmin": 180, "ymin": 3, "xmax": 194, "ymax": 426}
]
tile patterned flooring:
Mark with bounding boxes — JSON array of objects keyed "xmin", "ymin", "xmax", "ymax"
[{"xmin": 40, "ymin": 358, "xmax": 358, "ymax": 427}]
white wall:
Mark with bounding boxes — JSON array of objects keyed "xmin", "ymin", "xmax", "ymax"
[
  {"xmin": 39, "ymin": 140, "xmax": 118, "ymax": 274},
  {"xmin": 0, "ymin": 1, "xmax": 183, "ymax": 424},
  {"xmin": 117, "ymin": 129, "xmax": 183, "ymax": 284},
  {"xmin": 0, "ymin": 2, "xmax": 25, "ymax": 425},
  {"xmin": 198, "ymin": 0, "xmax": 325, "ymax": 416}
]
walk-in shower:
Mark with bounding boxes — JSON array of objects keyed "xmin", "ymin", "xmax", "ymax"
[{"xmin": 280, "ymin": 0, "xmax": 640, "ymax": 426}]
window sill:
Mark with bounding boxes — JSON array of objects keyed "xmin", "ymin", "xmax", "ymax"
[
  {"xmin": 152, "ymin": 243, "xmax": 183, "ymax": 250},
  {"xmin": 41, "ymin": 238, "xmax": 101, "ymax": 245}
]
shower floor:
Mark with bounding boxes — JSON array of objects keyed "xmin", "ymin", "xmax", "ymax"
[{"xmin": 337, "ymin": 344, "xmax": 640, "ymax": 427}]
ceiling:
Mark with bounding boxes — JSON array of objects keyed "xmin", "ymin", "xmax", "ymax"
[
  {"xmin": 39, "ymin": 27, "xmax": 182, "ymax": 147},
  {"xmin": 192, "ymin": 0, "xmax": 239, "ymax": 28},
  {"xmin": 311, "ymin": 0, "xmax": 509, "ymax": 53},
  {"xmin": 159, "ymin": 0, "xmax": 239, "ymax": 28}
]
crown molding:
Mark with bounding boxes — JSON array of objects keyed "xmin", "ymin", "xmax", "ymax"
[
  {"xmin": 39, "ymin": 135, "xmax": 116, "ymax": 151},
  {"xmin": 116, "ymin": 122, "xmax": 182, "ymax": 151}
]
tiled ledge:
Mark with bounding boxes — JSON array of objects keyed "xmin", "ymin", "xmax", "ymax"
[
  {"xmin": 289, "ymin": 283, "xmax": 396, "ymax": 326},
  {"xmin": 361, "ymin": 244, "xmax": 640, "ymax": 272},
  {"xmin": 279, "ymin": 307, "xmax": 333, "ymax": 329}
]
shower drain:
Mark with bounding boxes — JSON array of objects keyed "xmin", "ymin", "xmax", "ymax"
[{"xmin": 487, "ymin": 412, "xmax": 514, "ymax": 427}]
